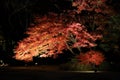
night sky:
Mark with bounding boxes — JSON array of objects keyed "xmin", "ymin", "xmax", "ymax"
[{"xmin": 0, "ymin": 0, "xmax": 120, "ymax": 68}]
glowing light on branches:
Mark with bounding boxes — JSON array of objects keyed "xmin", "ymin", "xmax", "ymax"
[{"xmin": 14, "ymin": 21, "xmax": 68, "ymax": 62}]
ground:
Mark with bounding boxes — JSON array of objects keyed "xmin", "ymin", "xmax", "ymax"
[{"xmin": 0, "ymin": 66, "xmax": 120, "ymax": 80}]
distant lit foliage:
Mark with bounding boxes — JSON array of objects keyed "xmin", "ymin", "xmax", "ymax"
[{"xmin": 72, "ymin": 0, "xmax": 109, "ymax": 14}]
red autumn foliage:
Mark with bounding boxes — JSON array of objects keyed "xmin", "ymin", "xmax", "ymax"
[
  {"xmin": 77, "ymin": 50, "xmax": 105, "ymax": 65},
  {"xmin": 66, "ymin": 23, "xmax": 102, "ymax": 48}
]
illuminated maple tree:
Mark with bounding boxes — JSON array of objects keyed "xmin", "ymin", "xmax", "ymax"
[
  {"xmin": 13, "ymin": 14, "xmax": 102, "ymax": 62},
  {"xmin": 13, "ymin": 0, "xmax": 108, "ymax": 62}
]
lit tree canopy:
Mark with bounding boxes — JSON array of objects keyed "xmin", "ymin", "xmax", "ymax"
[{"xmin": 13, "ymin": 15, "xmax": 102, "ymax": 62}]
